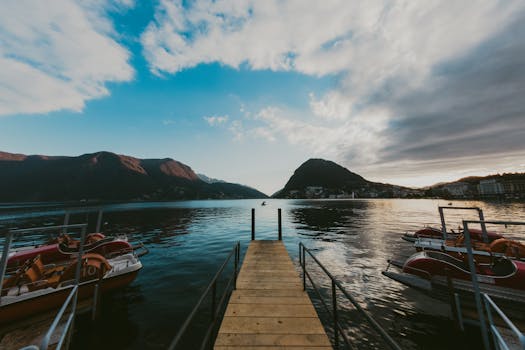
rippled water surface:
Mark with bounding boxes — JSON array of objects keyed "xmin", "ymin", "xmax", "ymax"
[{"xmin": 1, "ymin": 199, "xmax": 525, "ymax": 349}]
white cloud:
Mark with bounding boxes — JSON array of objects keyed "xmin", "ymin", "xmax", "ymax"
[
  {"xmin": 204, "ymin": 115, "xmax": 229, "ymax": 126},
  {"xmin": 228, "ymin": 120, "xmax": 244, "ymax": 141},
  {"xmin": 0, "ymin": 0, "xmax": 134, "ymax": 116},
  {"xmin": 251, "ymin": 106, "xmax": 389, "ymax": 164},
  {"xmin": 141, "ymin": 1, "xmax": 525, "ymax": 167},
  {"xmin": 309, "ymin": 91, "xmax": 353, "ymax": 121},
  {"xmin": 250, "ymin": 127, "xmax": 276, "ymax": 142},
  {"xmin": 142, "ymin": 1, "xmax": 521, "ymax": 88}
]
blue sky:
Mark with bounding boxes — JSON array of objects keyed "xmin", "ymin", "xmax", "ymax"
[{"xmin": 1, "ymin": 1, "xmax": 525, "ymax": 195}]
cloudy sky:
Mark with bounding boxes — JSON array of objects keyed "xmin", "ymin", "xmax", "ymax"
[{"xmin": 1, "ymin": 0, "xmax": 524, "ymax": 195}]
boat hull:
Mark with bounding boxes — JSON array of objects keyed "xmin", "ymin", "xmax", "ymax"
[
  {"xmin": 383, "ymin": 270, "xmax": 525, "ymax": 321},
  {"xmin": 0, "ymin": 268, "xmax": 140, "ymax": 325}
]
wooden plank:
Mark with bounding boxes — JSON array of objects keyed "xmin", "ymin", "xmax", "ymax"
[
  {"xmin": 214, "ymin": 240, "xmax": 332, "ymax": 349},
  {"xmin": 236, "ymin": 282, "xmax": 302, "ymax": 290},
  {"xmin": 228, "ymin": 296, "xmax": 311, "ymax": 305},
  {"xmin": 215, "ymin": 334, "xmax": 331, "ymax": 347},
  {"xmin": 216, "ymin": 346, "xmax": 331, "ymax": 350},
  {"xmin": 224, "ymin": 304, "xmax": 318, "ymax": 317},
  {"xmin": 218, "ymin": 317, "xmax": 326, "ymax": 334},
  {"xmin": 231, "ymin": 289, "xmax": 307, "ymax": 297},
  {"xmin": 237, "ymin": 272, "xmax": 299, "ymax": 279}
]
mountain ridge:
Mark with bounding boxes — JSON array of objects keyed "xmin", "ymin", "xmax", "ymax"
[{"xmin": 0, "ymin": 151, "xmax": 267, "ymax": 201}]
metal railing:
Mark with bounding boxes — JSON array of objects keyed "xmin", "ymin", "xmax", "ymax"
[
  {"xmin": 41, "ymin": 285, "xmax": 79, "ymax": 350},
  {"xmin": 438, "ymin": 206, "xmax": 488, "ymax": 241},
  {"xmin": 483, "ymin": 293, "xmax": 525, "ymax": 350},
  {"xmin": 299, "ymin": 243, "xmax": 402, "ymax": 350},
  {"xmin": 461, "ymin": 220, "xmax": 525, "ymax": 350},
  {"xmin": 18, "ymin": 286, "xmax": 79, "ymax": 350},
  {"xmin": 168, "ymin": 241, "xmax": 241, "ymax": 350}
]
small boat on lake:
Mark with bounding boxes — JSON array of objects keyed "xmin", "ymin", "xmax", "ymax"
[
  {"xmin": 383, "ymin": 251, "xmax": 525, "ymax": 316},
  {"xmin": 402, "ymin": 205, "xmax": 503, "ymax": 243},
  {"xmin": 402, "ymin": 226, "xmax": 502, "ymax": 243},
  {"xmin": 4, "ymin": 232, "xmax": 146, "ymax": 269},
  {"xmin": 412, "ymin": 235, "xmax": 525, "ymax": 262},
  {"xmin": 0, "ymin": 251, "xmax": 142, "ymax": 324}
]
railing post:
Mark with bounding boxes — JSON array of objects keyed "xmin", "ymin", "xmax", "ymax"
[
  {"xmin": 454, "ymin": 293, "xmax": 464, "ymax": 331},
  {"xmin": 302, "ymin": 245, "xmax": 306, "ymax": 291},
  {"xmin": 332, "ymin": 280, "xmax": 339, "ymax": 349},
  {"xmin": 299, "ymin": 244, "xmax": 302, "ymax": 266},
  {"xmin": 74, "ymin": 226, "xmax": 87, "ymax": 285},
  {"xmin": 438, "ymin": 206, "xmax": 447, "ymax": 240},
  {"xmin": 211, "ymin": 281, "xmax": 217, "ymax": 320},
  {"xmin": 463, "ymin": 222, "xmax": 490, "ymax": 350},
  {"xmin": 251, "ymin": 208, "xmax": 255, "ymax": 240},
  {"xmin": 92, "ymin": 283, "xmax": 100, "ymax": 321},
  {"xmin": 0, "ymin": 230, "xmax": 13, "ymax": 305},
  {"xmin": 65, "ymin": 287, "xmax": 78, "ymax": 350},
  {"xmin": 478, "ymin": 209, "xmax": 489, "ymax": 243},
  {"xmin": 445, "ymin": 268, "xmax": 460, "ymax": 330},
  {"xmin": 278, "ymin": 208, "xmax": 282, "ymax": 240},
  {"xmin": 95, "ymin": 209, "xmax": 103, "ymax": 233},
  {"xmin": 68, "ymin": 227, "xmax": 85, "ymax": 350},
  {"xmin": 234, "ymin": 243, "xmax": 239, "ymax": 290},
  {"xmin": 63, "ymin": 212, "xmax": 70, "ymax": 235},
  {"xmin": 483, "ymin": 294, "xmax": 495, "ymax": 334}
]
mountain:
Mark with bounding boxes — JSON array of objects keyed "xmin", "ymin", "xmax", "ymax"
[
  {"xmin": 197, "ymin": 173, "xmax": 226, "ymax": 184},
  {"xmin": 0, "ymin": 151, "xmax": 267, "ymax": 201},
  {"xmin": 273, "ymin": 158, "xmax": 417, "ymax": 198}
]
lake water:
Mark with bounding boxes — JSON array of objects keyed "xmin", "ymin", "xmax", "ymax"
[{"xmin": 1, "ymin": 199, "xmax": 524, "ymax": 349}]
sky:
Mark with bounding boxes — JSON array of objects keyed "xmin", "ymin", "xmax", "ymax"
[{"xmin": 1, "ymin": 0, "xmax": 525, "ymax": 195}]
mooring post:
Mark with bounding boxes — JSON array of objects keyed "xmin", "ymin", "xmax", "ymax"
[
  {"xmin": 251, "ymin": 208, "xmax": 255, "ymax": 240},
  {"xmin": 278, "ymin": 208, "xmax": 282, "ymax": 240}
]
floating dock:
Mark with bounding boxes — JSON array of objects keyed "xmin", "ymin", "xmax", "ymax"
[{"xmin": 214, "ymin": 240, "xmax": 332, "ymax": 349}]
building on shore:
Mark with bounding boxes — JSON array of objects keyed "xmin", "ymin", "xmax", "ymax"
[{"xmin": 478, "ymin": 174, "xmax": 525, "ymax": 199}]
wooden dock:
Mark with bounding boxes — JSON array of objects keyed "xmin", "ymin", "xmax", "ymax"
[{"xmin": 214, "ymin": 240, "xmax": 332, "ymax": 349}]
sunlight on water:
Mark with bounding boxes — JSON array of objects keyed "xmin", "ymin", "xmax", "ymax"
[{"xmin": 1, "ymin": 199, "xmax": 524, "ymax": 349}]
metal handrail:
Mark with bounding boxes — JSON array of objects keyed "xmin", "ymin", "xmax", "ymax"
[
  {"xmin": 299, "ymin": 242, "xmax": 402, "ymax": 350},
  {"xmin": 9, "ymin": 224, "xmax": 89, "ymax": 234},
  {"xmin": 461, "ymin": 220, "xmax": 525, "ymax": 350},
  {"xmin": 438, "ymin": 206, "xmax": 487, "ymax": 241},
  {"xmin": 483, "ymin": 293, "xmax": 525, "ymax": 350},
  {"xmin": 168, "ymin": 241, "xmax": 241, "ymax": 350},
  {"xmin": 41, "ymin": 285, "xmax": 79, "ymax": 350}
]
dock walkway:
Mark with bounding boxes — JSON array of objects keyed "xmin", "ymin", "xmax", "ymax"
[{"xmin": 215, "ymin": 240, "xmax": 332, "ymax": 349}]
